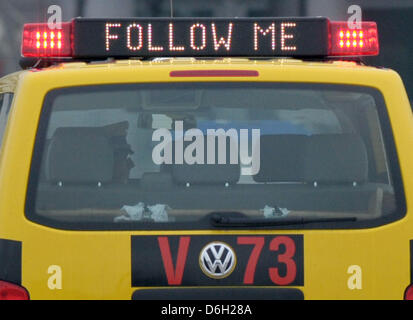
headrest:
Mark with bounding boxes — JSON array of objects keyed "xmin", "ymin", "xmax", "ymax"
[
  {"xmin": 47, "ymin": 127, "xmax": 114, "ymax": 183},
  {"xmin": 253, "ymin": 134, "xmax": 308, "ymax": 182},
  {"xmin": 171, "ymin": 136, "xmax": 240, "ymax": 185},
  {"xmin": 304, "ymin": 134, "xmax": 368, "ymax": 183},
  {"xmin": 253, "ymin": 134, "xmax": 368, "ymax": 184},
  {"xmin": 140, "ymin": 172, "xmax": 173, "ymax": 190}
]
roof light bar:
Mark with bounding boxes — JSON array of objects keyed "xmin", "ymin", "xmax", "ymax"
[{"xmin": 21, "ymin": 18, "xmax": 379, "ymax": 60}]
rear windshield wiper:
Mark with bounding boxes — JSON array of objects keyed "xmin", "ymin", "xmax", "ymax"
[{"xmin": 210, "ymin": 213, "xmax": 357, "ymax": 228}]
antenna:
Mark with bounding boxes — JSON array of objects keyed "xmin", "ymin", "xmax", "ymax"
[{"xmin": 170, "ymin": 0, "xmax": 173, "ymax": 18}]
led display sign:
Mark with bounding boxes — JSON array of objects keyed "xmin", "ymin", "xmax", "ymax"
[{"xmin": 72, "ymin": 18, "xmax": 329, "ymax": 58}]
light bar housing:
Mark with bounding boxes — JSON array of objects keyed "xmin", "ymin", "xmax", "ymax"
[{"xmin": 21, "ymin": 17, "xmax": 379, "ymax": 59}]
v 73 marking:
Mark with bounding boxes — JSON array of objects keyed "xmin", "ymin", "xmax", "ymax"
[{"xmin": 131, "ymin": 235, "xmax": 303, "ymax": 287}]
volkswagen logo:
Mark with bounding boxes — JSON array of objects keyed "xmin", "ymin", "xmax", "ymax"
[{"xmin": 199, "ymin": 241, "xmax": 236, "ymax": 279}]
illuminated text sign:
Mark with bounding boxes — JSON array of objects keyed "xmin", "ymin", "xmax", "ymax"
[{"xmin": 73, "ymin": 18, "xmax": 329, "ymax": 58}]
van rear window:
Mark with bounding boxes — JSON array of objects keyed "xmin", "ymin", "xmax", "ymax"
[{"xmin": 25, "ymin": 83, "xmax": 405, "ymax": 230}]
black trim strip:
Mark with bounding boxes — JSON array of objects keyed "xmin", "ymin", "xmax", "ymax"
[
  {"xmin": 0, "ymin": 238, "xmax": 22, "ymax": 285},
  {"xmin": 132, "ymin": 288, "xmax": 304, "ymax": 300},
  {"xmin": 410, "ymin": 240, "xmax": 413, "ymax": 284}
]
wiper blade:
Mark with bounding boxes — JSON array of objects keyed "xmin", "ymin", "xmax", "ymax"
[{"xmin": 210, "ymin": 213, "xmax": 357, "ymax": 228}]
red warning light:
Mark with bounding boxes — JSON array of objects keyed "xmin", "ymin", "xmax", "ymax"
[
  {"xmin": 329, "ymin": 21, "xmax": 378, "ymax": 56},
  {"xmin": 22, "ymin": 22, "xmax": 72, "ymax": 58}
]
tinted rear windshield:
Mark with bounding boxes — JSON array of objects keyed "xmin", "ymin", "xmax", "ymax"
[{"xmin": 26, "ymin": 83, "xmax": 405, "ymax": 230}]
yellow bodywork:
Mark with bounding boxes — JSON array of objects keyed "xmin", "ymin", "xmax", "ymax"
[{"xmin": 0, "ymin": 58, "xmax": 412, "ymax": 299}]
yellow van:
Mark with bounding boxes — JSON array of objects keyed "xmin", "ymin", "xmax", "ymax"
[{"xmin": 0, "ymin": 17, "xmax": 412, "ymax": 300}]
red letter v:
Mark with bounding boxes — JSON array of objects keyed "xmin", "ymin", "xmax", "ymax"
[{"xmin": 158, "ymin": 236, "xmax": 190, "ymax": 285}]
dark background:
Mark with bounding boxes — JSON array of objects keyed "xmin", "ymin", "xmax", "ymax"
[{"xmin": 1, "ymin": 0, "xmax": 412, "ymax": 103}]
